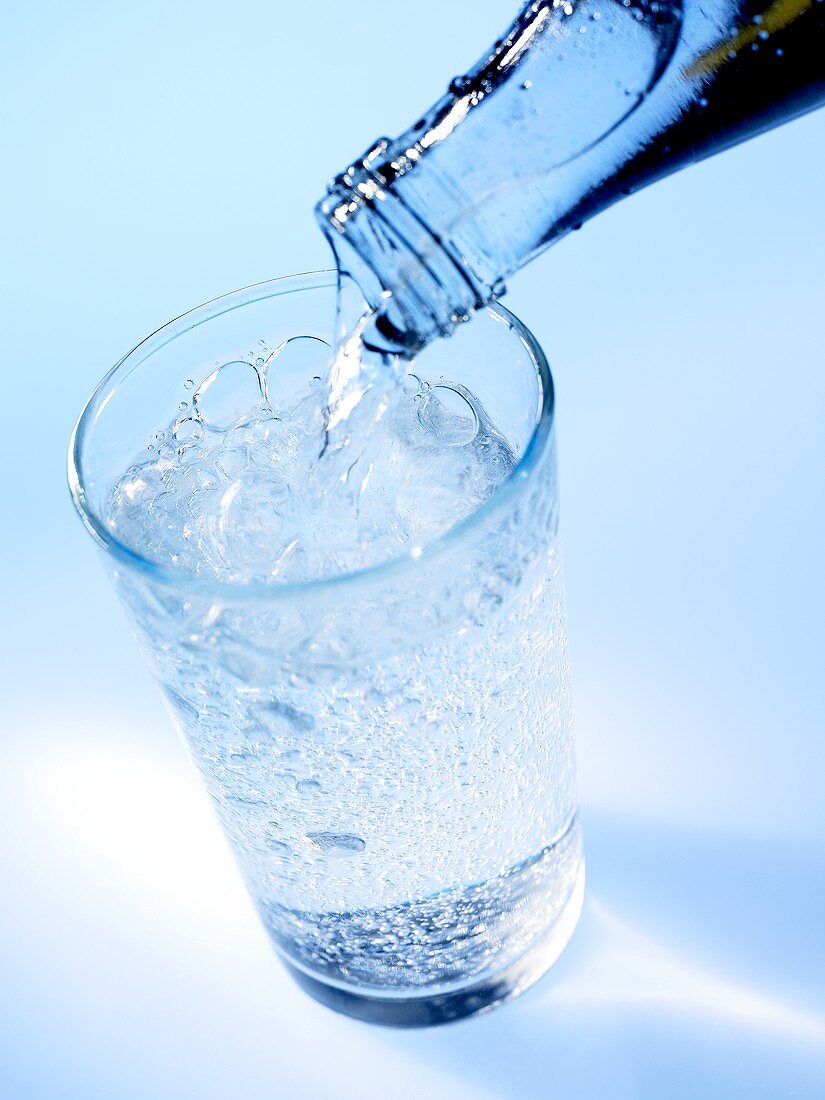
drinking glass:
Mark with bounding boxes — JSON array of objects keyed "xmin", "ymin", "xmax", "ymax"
[{"xmin": 68, "ymin": 271, "xmax": 583, "ymax": 1026}]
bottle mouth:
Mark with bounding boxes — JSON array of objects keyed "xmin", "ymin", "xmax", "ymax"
[{"xmin": 315, "ymin": 138, "xmax": 486, "ymax": 356}]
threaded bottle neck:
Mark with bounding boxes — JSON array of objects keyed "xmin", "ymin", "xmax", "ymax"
[{"xmin": 315, "ymin": 137, "xmax": 496, "ymax": 355}]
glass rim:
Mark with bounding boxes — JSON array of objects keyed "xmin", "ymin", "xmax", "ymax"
[{"xmin": 68, "ymin": 270, "xmax": 556, "ymax": 602}]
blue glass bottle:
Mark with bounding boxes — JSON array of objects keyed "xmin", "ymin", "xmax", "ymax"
[{"xmin": 317, "ymin": 0, "xmax": 825, "ymax": 353}]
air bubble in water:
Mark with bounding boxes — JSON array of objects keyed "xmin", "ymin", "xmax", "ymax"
[
  {"xmin": 296, "ymin": 779, "xmax": 322, "ymax": 795},
  {"xmin": 174, "ymin": 417, "xmax": 205, "ymax": 443},
  {"xmin": 215, "ymin": 446, "xmax": 248, "ymax": 480},
  {"xmin": 418, "ymin": 384, "xmax": 480, "ymax": 446},
  {"xmin": 257, "ymin": 700, "xmax": 315, "ymax": 734},
  {"xmin": 307, "ymin": 832, "xmax": 366, "ymax": 856},
  {"xmin": 267, "ymin": 840, "xmax": 291, "ymax": 857},
  {"xmin": 264, "ymin": 336, "xmax": 331, "ymax": 410},
  {"xmin": 193, "ymin": 360, "xmax": 263, "ymax": 431}
]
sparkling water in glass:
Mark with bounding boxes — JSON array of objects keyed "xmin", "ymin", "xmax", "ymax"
[{"xmin": 69, "ymin": 272, "xmax": 583, "ymax": 1026}]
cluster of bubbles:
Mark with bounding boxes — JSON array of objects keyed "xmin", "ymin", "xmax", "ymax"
[{"xmin": 107, "ymin": 335, "xmax": 517, "ymax": 585}]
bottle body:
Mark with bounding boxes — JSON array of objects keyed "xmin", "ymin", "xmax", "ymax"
[{"xmin": 317, "ymin": 0, "xmax": 825, "ymax": 353}]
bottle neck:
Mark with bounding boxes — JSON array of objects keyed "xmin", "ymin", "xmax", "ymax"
[
  {"xmin": 317, "ymin": 0, "xmax": 825, "ymax": 354},
  {"xmin": 316, "ymin": 138, "xmax": 497, "ymax": 356},
  {"xmin": 315, "ymin": 1, "xmax": 585, "ymax": 352},
  {"xmin": 316, "ymin": 0, "xmax": 685, "ymax": 350}
]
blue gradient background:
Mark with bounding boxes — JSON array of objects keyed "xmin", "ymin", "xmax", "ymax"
[{"xmin": 2, "ymin": 3, "xmax": 824, "ymax": 1097}]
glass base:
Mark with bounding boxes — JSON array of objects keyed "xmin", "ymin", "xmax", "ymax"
[{"xmin": 279, "ymin": 860, "xmax": 585, "ymax": 1028}]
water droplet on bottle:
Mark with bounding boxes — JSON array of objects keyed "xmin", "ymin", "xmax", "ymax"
[
  {"xmin": 758, "ymin": 29, "xmax": 769, "ymax": 40},
  {"xmin": 178, "ymin": 401, "xmax": 188, "ymax": 412},
  {"xmin": 155, "ymin": 431, "xmax": 166, "ymax": 442},
  {"xmin": 776, "ymin": 47, "xmax": 784, "ymax": 56},
  {"xmin": 193, "ymin": 360, "xmax": 263, "ymax": 432},
  {"xmin": 184, "ymin": 379, "xmax": 195, "ymax": 390},
  {"xmin": 698, "ymin": 97, "xmax": 709, "ymax": 108},
  {"xmin": 521, "ymin": 79, "xmax": 533, "ymax": 90},
  {"xmin": 449, "ymin": 75, "xmax": 471, "ymax": 96},
  {"xmin": 752, "ymin": 12, "xmax": 763, "ymax": 22}
]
